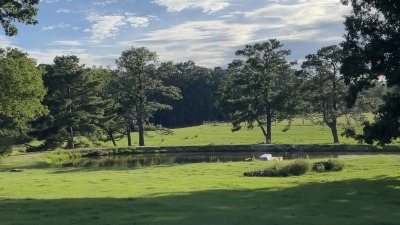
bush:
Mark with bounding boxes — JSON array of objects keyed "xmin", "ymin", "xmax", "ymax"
[
  {"xmin": 312, "ymin": 159, "xmax": 345, "ymax": 172},
  {"xmin": 278, "ymin": 159, "xmax": 310, "ymax": 176},
  {"xmin": 244, "ymin": 159, "xmax": 310, "ymax": 177},
  {"xmin": 329, "ymin": 159, "xmax": 345, "ymax": 171}
]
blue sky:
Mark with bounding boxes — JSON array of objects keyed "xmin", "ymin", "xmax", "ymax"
[{"xmin": 0, "ymin": 0, "xmax": 350, "ymax": 68}]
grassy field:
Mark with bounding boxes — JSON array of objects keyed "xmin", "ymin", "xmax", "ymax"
[
  {"xmin": 0, "ymin": 152, "xmax": 399, "ymax": 225},
  {"xmin": 107, "ymin": 118, "xmax": 362, "ymax": 147}
]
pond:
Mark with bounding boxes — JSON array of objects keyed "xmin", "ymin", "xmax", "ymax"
[{"xmin": 61, "ymin": 152, "xmax": 393, "ymax": 168}]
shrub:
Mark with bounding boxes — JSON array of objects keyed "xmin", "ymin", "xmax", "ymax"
[
  {"xmin": 244, "ymin": 159, "xmax": 310, "ymax": 177},
  {"xmin": 312, "ymin": 159, "xmax": 345, "ymax": 172},
  {"xmin": 329, "ymin": 159, "xmax": 345, "ymax": 171},
  {"xmin": 278, "ymin": 159, "xmax": 310, "ymax": 176}
]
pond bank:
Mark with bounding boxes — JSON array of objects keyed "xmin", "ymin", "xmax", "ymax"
[{"xmin": 77, "ymin": 144, "xmax": 400, "ymax": 157}]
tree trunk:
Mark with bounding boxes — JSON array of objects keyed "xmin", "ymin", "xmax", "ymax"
[
  {"xmin": 256, "ymin": 120, "xmax": 268, "ymax": 143},
  {"xmin": 126, "ymin": 124, "xmax": 132, "ymax": 146},
  {"xmin": 138, "ymin": 103, "xmax": 145, "ymax": 146},
  {"xmin": 264, "ymin": 89, "xmax": 272, "ymax": 144},
  {"xmin": 107, "ymin": 130, "xmax": 117, "ymax": 147},
  {"xmin": 266, "ymin": 110, "xmax": 272, "ymax": 144},
  {"xmin": 67, "ymin": 87, "xmax": 74, "ymax": 149},
  {"xmin": 330, "ymin": 118, "xmax": 339, "ymax": 143},
  {"xmin": 68, "ymin": 126, "xmax": 74, "ymax": 149}
]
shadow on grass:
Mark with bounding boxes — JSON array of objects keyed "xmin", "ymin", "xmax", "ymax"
[{"xmin": 1, "ymin": 177, "xmax": 399, "ymax": 225}]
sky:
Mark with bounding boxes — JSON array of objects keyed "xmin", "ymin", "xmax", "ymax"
[{"xmin": 0, "ymin": 0, "xmax": 350, "ymax": 68}]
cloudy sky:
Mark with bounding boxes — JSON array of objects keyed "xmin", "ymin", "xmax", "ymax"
[{"xmin": 1, "ymin": 0, "xmax": 350, "ymax": 68}]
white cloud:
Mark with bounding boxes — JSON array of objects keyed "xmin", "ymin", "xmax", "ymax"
[
  {"xmin": 42, "ymin": 23, "xmax": 71, "ymax": 31},
  {"xmin": 87, "ymin": 14, "xmax": 127, "ymax": 41},
  {"xmin": 26, "ymin": 48, "xmax": 117, "ymax": 68},
  {"xmin": 93, "ymin": 0, "xmax": 117, "ymax": 6},
  {"xmin": 52, "ymin": 40, "xmax": 83, "ymax": 46},
  {"xmin": 42, "ymin": 0, "xmax": 60, "ymax": 3},
  {"xmin": 120, "ymin": 20, "xmax": 258, "ymax": 67},
  {"xmin": 86, "ymin": 13, "xmax": 152, "ymax": 42},
  {"xmin": 135, "ymin": 20, "xmax": 256, "ymax": 43},
  {"xmin": 56, "ymin": 8, "xmax": 73, "ymax": 13},
  {"xmin": 223, "ymin": 0, "xmax": 350, "ymax": 43},
  {"xmin": 18, "ymin": 0, "xmax": 350, "ymax": 69},
  {"xmin": 152, "ymin": 0, "xmax": 231, "ymax": 13},
  {"xmin": 0, "ymin": 36, "xmax": 13, "ymax": 47},
  {"xmin": 126, "ymin": 16, "xmax": 150, "ymax": 27},
  {"xmin": 243, "ymin": 0, "xmax": 349, "ymax": 26}
]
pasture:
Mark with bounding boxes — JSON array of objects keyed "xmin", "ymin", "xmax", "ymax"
[
  {"xmin": 105, "ymin": 117, "xmax": 364, "ymax": 147},
  {"xmin": 0, "ymin": 152, "xmax": 399, "ymax": 225}
]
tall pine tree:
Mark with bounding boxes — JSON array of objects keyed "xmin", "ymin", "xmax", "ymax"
[
  {"xmin": 115, "ymin": 47, "xmax": 181, "ymax": 146},
  {"xmin": 30, "ymin": 56, "xmax": 109, "ymax": 150},
  {"xmin": 218, "ymin": 40, "xmax": 302, "ymax": 143}
]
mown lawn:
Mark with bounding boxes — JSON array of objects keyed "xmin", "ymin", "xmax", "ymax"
[{"xmin": 0, "ymin": 153, "xmax": 399, "ymax": 225}]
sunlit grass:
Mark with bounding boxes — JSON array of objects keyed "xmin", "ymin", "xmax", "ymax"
[
  {"xmin": 108, "ymin": 116, "xmax": 364, "ymax": 147},
  {"xmin": 0, "ymin": 153, "xmax": 399, "ymax": 225}
]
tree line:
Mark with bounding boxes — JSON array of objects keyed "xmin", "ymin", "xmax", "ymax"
[
  {"xmin": 0, "ymin": 0, "xmax": 398, "ymax": 153},
  {"xmin": 0, "ymin": 42, "xmax": 386, "ymax": 153}
]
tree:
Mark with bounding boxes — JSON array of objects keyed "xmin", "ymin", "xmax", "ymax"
[
  {"xmin": 0, "ymin": 48, "xmax": 46, "ymax": 154},
  {"xmin": 30, "ymin": 56, "xmax": 110, "ymax": 150},
  {"xmin": 153, "ymin": 61, "xmax": 226, "ymax": 127},
  {"xmin": 341, "ymin": 0, "xmax": 400, "ymax": 145},
  {"xmin": 301, "ymin": 45, "xmax": 348, "ymax": 143},
  {"xmin": 217, "ymin": 39, "xmax": 302, "ymax": 144},
  {"xmin": 115, "ymin": 47, "xmax": 181, "ymax": 146},
  {"xmin": 0, "ymin": 0, "xmax": 39, "ymax": 36}
]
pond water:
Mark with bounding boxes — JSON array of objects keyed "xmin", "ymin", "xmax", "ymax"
[{"xmin": 62, "ymin": 152, "xmax": 392, "ymax": 168}]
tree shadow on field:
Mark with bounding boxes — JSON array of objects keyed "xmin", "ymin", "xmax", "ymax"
[{"xmin": 0, "ymin": 177, "xmax": 399, "ymax": 225}]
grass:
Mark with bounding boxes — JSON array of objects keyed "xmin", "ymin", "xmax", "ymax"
[
  {"xmin": 0, "ymin": 152, "xmax": 399, "ymax": 225},
  {"xmin": 107, "ymin": 117, "xmax": 362, "ymax": 147}
]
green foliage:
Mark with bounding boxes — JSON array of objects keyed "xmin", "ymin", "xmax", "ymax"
[
  {"xmin": 0, "ymin": 48, "xmax": 46, "ymax": 153},
  {"xmin": 0, "ymin": 48, "xmax": 47, "ymax": 123},
  {"xmin": 41, "ymin": 150, "xmax": 82, "ymax": 166},
  {"xmin": 0, "ymin": 0, "xmax": 39, "ymax": 36},
  {"xmin": 218, "ymin": 39, "xmax": 302, "ymax": 143},
  {"xmin": 341, "ymin": 0, "xmax": 400, "ymax": 145},
  {"xmin": 329, "ymin": 159, "xmax": 345, "ymax": 171},
  {"xmin": 245, "ymin": 159, "xmax": 310, "ymax": 177},
  {"xmin": 30, "ymin": 56, "xmax": 110, "ymax": 150},
  {"xmin": 278, "ymin": 159, "xmax": 310, "ymax": 176},
  {"xmin": 312, "ymin": 159, "xmax": 345, "ymax": 172},
  {"xmin": 114, "ymin": 47, "xmax": 182, "ymax": 146},
  {"xmin": 301, "ymin": 45, "xmax": 348, "ymax": 143},
  {"xmin": 154, "ymin": 61, "xmax": 226, "ymax": 127}
]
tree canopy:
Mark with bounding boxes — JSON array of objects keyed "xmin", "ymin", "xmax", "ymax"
[
  {"xmin": 218, "ymin": 39, "xmax": 301, "ymax": 144},
  {"xmin": 115, "ymin": 47, "xmax": 181, "ymax": 146},
  {"xmin": 301, "ymin": 45, "xmax": 347, "ymax": 143},
  {"xmin": 341, "ymin": 0, "xmax": 400, "ymax": 145},
  {"xmin": 30, "ymin": 56, "xmax": 110, "ymax": 150},
  {"xmin": 0, "ymin": 47, "xmax": 46, "ymax": 123},
  {"xmin": 0, "ymin": 47, "xmax": 46, "ymax": 154},
  {"xmin": 0, "ymin": 0, "xmax": 39, "ymax": 36}
]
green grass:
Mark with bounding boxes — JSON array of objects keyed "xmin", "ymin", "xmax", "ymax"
[
  {"xmin": 109, "ymin": 118, "xmax": 361, "ymax": 147},
  {"xmin": 0, "ymin": 152, "xmax": 399, "ymax": 225}
]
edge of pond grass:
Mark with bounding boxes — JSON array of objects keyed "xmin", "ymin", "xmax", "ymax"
[{"xmin": 76, "ymin": 143, "xmax": 400, "ymax": 157}]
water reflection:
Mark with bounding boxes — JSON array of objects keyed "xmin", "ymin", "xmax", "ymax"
[
  {"xmin": 62, "ymin": 152, "xmax": 391, "ymax": 168},
  {"xmin": 66, "ymin": 152, "xmax": 251, "ymax": 168}
]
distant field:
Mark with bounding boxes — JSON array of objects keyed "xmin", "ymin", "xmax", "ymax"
[{"xmin": 107, "ymin": 117, "xmax": 364, "ymax": 147}]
